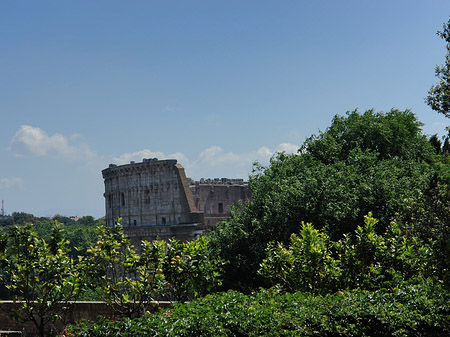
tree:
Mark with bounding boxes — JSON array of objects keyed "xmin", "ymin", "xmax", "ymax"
[
  {"xmin": 0, "ymin": 223, "xmax": 85, "ymax": 337},
  {"xmin": 87, "ymin": 222, "xmax": 224, "ymax": 314},
  {"xmin": 259, "ymin": 213, "xmax": 434, "ymax": 293},
  {"xmin": 259, "ymin": 221, "xmax": 339, "ymax": 294},
  {"xmin": 52, "ymin": 215, "xmax": 75, "ymax": 226},
  {"xmin": 77, "ymin": 216, "xmax": 96, "ymax": 226},
  {"xmin": 429, "ymin": 127, "xmax": 450, "ymax": 154},
  {"xmin": 86, "ymin": 223, "xmax": 166, "ymax": 318},
  {"xmin": 210, "ymin": 109, "xmax": 450, "ymax": 290},
  {"xmin": 162, "ymin": 236, "xmax": 224, "ymax": 302},
  {"xmin": 32, "ymin": 217, "xmax": 100, "ymax": 259},
  {"xmin": 11, "ymin": 212, "xmax": 35, "ymax": 225},
  {"xmin": 427, "ymin": 17, "xmax": 450, "ymax": 117},
  {"xmin": 64, "ymin": 222, "xmax": 98, "ymax": 259}
]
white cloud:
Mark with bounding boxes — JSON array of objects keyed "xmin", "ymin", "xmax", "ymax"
[
  {"xmin": 8, "ymin": 125, "xmax": 96, "ymax": 161},
  {"xmin": 256, "ymin": 146, "xmax": 273, "ymax": 157},
  {"xmin": 113, "ymin": 149, "xmax": 188, "ymax": 165},
  {"xmin": 113, "ymin": 142, "xmax": 300, "ymax": 179},
  {"xmin": 0, "ymin": 177, "xmax": 23, "ymax": 190},
  {"xmin": 188, "ymin": 143, "xmax": 299, "ymax": 178},
  {"xmin": 255, "ymin": 143, "xmax": 299, "ymax": 158},
  {"xmin": 276, "ymin": 143, "xmax": 300, "ymax": 153},
  {"xmin": 195, "ymin": 146, "xmax": 249, "ymax": 167}
]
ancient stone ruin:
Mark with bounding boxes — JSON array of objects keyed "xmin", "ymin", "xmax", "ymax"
[{"xmin": 102, "ymin": 158, "xmax": 251, "ymax": 246}]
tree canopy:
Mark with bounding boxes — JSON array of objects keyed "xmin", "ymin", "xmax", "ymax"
[
  {"xmin": 210, "ymin": 109, "xmax": 450, "ymax": 290},
  {"xmin": 427, "ymin": 17, "xmax": 450, "ymax": 117}
]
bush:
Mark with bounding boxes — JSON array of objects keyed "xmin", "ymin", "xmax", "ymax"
[
  {"xmin": 259, "ymin": 222, "xmax": 339, "ymax": 293},
  {"xmin": 67, "ymin": 283, "xmax": 450, "ymax": 336},
  {"xmin": 162, "ymin": 236, "xmax": 224, "ymax": 301},
  {"xmin": 259, "ymin": 213, "xmax": 435, "ymax": 293}
]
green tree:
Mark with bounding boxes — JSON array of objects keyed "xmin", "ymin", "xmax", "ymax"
[
  {"xmin": 336, "ymin": 213, "xmax": 433, "ymax": 290},
  {"xmin": 259, "ymin": 222, "xmax": 339, "ymax": 293},
  {"xmin": 259, "ymin": 213, "xmax": 435, "ymax": 293},
  {"xmin": 32, "ymin": 218, "xmax": 98, "ymax": 259},
  {"xmin": 11, "ymin": 211, "xmax": 35, "ymax": 225},
  {"xmin": 163, "ymin": 236, "xmax": 224, "ymax": 301},
  {"xmin": 86, "ymin": 223, "xmax": 166, "ymax": 317},
  {"xmin": 64, "ymin": 222, "xmax": 98, "ymax": 259},
  {"xmin": 210, "ymin": 109, "xmax": 450, "ymax": 290},
  {"xmin": 52, "ymin": 214, "xmax": 75, "ymax": 226},
  {"xmin": 0, "ymin": 223, "xmax": 85, "ymax": 337},
  {"xmin": 429, "ymin": 127, "xmax": 450, "ymax": 155},
  {"xmin": 77, "ymin": 216, "xmax": 96, "ymax": 226},
  {"xmin": 427, "ymin": 17, "xmax": 450, "ymax": 117},
  {"xmin": 87, "ymin": 223, "xmax": 224, "ymax": 312},
  {"xmin": 0, "ymin": 216, "xmax": 13, "ymax": 227}
]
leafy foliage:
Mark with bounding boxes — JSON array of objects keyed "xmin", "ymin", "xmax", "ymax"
[
  {"xmin": 338, "ymin": 214, "xmax": 435, "ymax": 290},
  {"xmin": 0, "ymin": 219, "xmax": 223, "ymax": 334},
  {"xmin": 0, "ymin": 223, "xmax": 85, "ymax": 337},
  {"xmin": 210, "ymin": 109, "xmax": 450, "ymax": 290},
  {"xmin": 85, "ymin": 222, "xmax": 223, "ymax": 316},
  {"xmin": 427, "ymin": 17, "xmax": 450, "ymax": 117},
  {"xmin": 428, "ymin": 129, "xmax": 450, "ymax": 155},
  {"xmin": 67, "ymin": 284, "xmax": 450, "ymax": 337},
  {"xmin": 162, "ymin": 236, "xmax": 224, "ymax": 302},
  {"xmin": 259, "ymin": 222, "xmax": 338, "ymax": 293},
  {"xmin": 260, "ymin": 213, "xmax": 435, "ymax": 293},
  {"xmin": 2, "ymin": 107, "xmax": 450, "ymax": 334},
  {"xmin": 33, "ymin": 219, "xmax": 99, "ymax": 259},
  {"xmin": 86, "ymin": 223, "xmax": 167, "ymax": 317}
]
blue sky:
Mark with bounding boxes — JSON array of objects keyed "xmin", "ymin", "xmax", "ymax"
[{"xmin": 1, "ymin": 0, "xmax": 450, "ymax": 218}]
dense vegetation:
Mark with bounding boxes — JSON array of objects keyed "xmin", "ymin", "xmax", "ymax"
[
  {"xmin": 69, "ymin": 284, "xmax": 450, "ymax": 337},
  {"xmin": 0, "ymin": 224, "xmax": 85, "ymax": 337},
  {"xmin": 0, "ymin": 213, "xmax": 100, "ymax": 259},
  {"xmin": 259, "ymin": 213, "xmax": 434, "ymax": 293},
  {"xmin": 210, "ymin": 109, "xmax": 450, "ymax": 290},
  {"xmin": 61, "ymin": 108, "xmax": 450, "ymax": 336},
  {"xmin": 0, "ymin": 222, "xmax": 222, "ymax": 336},
  {"xmin": 2, "ymin": 106, "xmax": 450, "ymax": 335}
]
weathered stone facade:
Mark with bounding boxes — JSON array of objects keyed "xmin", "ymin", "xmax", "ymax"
[
  {"xmin": 102, "ymin": 159, "xmax": 251, "ymax": 244},
  {"xmin": 190, "ymin": 178, "xmax": 251, "ymax": 228}
]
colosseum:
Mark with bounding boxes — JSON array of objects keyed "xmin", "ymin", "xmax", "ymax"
[{"xmin": 102, "ymin": 158, "xmax": 251, "ymax": 246}]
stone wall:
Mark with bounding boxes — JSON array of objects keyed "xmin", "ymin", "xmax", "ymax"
[
  {"xmin": 0, "ymin": 301, "xmax": 115, "ymax": 336},
  {"xmin": 102, "ymin": 159, "xmax": 251, "ymax": 243},
  {"xmin": 190, "ymin": 180, "xmax": 252, "ymax": 228},
  {"xmin": 102, "ymin": 159, "xmax": 200, "ymax": 228},
  {"xmin": 124, "ymin": 222, "xmax": 205, "ymax": 249},
  {"xmin": 0, "ymin": 301, "xmax": 171, "ymax": 336}
]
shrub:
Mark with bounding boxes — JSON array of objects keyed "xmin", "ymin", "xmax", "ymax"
[
  {"xmin": 259, "ymin": 222, "xmax": 339, "ymax": 293},
  {"xmin": 162, "ymin": 236, "xmax": 224, "ymax": 301},
  {"xmin": 66, "ymin": 283, "xmax": 450, "ymax": 336},
  {"xmin": 259, "ymin": 213, "xmax": 435, "ymax": 293}
]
